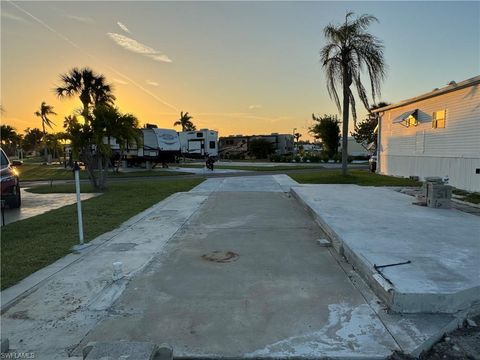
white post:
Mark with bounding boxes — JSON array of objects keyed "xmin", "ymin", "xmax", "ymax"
[{"xmin": 74, "ymin": 166, "xmax": 84, "ymax": 245}]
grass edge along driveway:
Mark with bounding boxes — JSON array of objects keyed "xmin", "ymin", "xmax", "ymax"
[
  {"xmin": 290, "ymin": 169, "xmax": 422, "ymax": 186},
  {"xmin": 0, "ymin": 178, "xmax": 203, "ymax": 290},
  {"xmin": 17, "ymin": 163, "xmax": 190, "ymax": 181}
]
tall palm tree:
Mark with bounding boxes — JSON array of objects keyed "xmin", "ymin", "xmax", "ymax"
[
  {"xmin": 174, "ymin": 111, "xmax": 196, "ymax": 131},
  {"xmin": 34, "ymin": 102, "xmax": 57, "ymax": 161},
  {"xmin": 320, "ymin": 12, "xmax": 386, "ymax": 175},
  {"xmin": 55, "ymin": 67, "xmax": 115, "ymax": 122}
]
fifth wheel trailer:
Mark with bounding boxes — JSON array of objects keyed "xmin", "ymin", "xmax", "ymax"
[{"xmin": 123, "ymin": 127, "xmax": 181, "ymax": 165}]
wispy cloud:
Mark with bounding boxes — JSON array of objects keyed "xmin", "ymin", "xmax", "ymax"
[
  {"xmin": 146, "ymin": 80, "xmax": 159, "ymax": 87},
  {"xmin": 113, "ymin": 78, "xmax": 128, "ymax": 85},
  {"xmin": 197, "ymin": 112, "xmax": 289, "ymax": 123},
  {"xmin": 65, "ymin": 14, "xmax": 94, "ymax": 23},
  {"xmin": 1, "ymin": 11, "xmax": 31, "ymax": 24},
  {"xmin": 249, "ymin": 104, "xmax": 262, "ymax": 110},
  {"xmin": 117, "ymin": 21, "xmax": 131, "ymax": 34},
  {"xmin": 7, "ymin": 1, "xmax": 178, "ymax": 112},
  {"xmin": 106, "ymin": 32, "xmax": 172, "ymax": 63}
]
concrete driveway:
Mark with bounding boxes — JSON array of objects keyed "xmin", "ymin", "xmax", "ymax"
[
  {"xmin": 2, "ymin": 189, "xmax": 98, "ymax": 225},
  {"xmin": 78, "ymin": 188, "xmax": 399, "ymax": 358},
  {"xmin": 3, "ymin": 175, "xmax": 452, "ymax": 359}
]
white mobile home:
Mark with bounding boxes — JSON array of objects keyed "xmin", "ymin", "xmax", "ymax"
[{"xmin": 373, "ymin": 76, "xmax": 480, "ymax": 192}]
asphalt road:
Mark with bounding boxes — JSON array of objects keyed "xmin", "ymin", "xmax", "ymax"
[{"xmin": 20, "ymin": 164, "xmax": 369, "ymax": 188}]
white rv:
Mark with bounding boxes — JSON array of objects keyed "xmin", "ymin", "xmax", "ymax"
[
  {"xmin": 179, "ymin": 129, "xmax": 218, "ymax": 158},
  {"xmin": 137, "ymin": 127, "xmax": 180, "ymax": 163},
  {"xmin": 119, "ymin": 127, "xmax": 181, "ymax": 165}
]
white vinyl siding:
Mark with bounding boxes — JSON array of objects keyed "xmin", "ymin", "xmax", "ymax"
[{"xmin": 378, "ymin": 85, "xmax": 480, "ymax": 191}]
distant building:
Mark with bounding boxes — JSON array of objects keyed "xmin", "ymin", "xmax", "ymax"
[
  {"xmin": 373, "ymin": 76, "xmax": 480, "ymax": 192},
  {"xmin": 338, "ymin": 137, "xmax": 370, "ymax": 157},
  {"xmin": 219, "ymin": 133, "xmax": 294, "ymax": 158},
  {"xmin": 300, "ymin": 143, "xmax": 322, "ymax": 152}
]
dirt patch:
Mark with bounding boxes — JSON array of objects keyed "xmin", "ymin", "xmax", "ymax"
[
  {"xmin": 8, "ymin": 310, "xmax": 31, "ymax": 320},
  {"xmin": 201, "ymin": 251, "xmax": 239, "ymax": 263}
]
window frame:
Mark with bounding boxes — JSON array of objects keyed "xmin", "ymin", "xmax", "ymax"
[{"xmin": 432, "ymin": 110, "xmax": 446, "ymax": 129}]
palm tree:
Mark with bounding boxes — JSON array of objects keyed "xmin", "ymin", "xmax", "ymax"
[
  {"xmin": 55, "ymin": 67, "xmax": 115, "ymax": 122},
  {"xmin": 294, "ymin": 132, "xmax": 302, "ymax": 143},
  {"xmin": 320, "ymin": 12, "xmax": 386, "ymax": 175},
  {"xmin": 76, "ymin": 105, "xmax": 141, "ymax": 188},
  {"xmin": 1, "ymin": 125, "xmax": 22, "ymax": 156},
  {"xmin": 0, "ymin": 125, "xmax": 16, "ymax": 147},
  {"xmin": 174, "ymin": 111, "xmax": 196, "ymax": 131},
  {"xmin": 34, "ymin": 102, "xmax": 57, "ymax": 162}
]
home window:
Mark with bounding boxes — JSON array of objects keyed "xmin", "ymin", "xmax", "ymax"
[
  {"xmin": 432, "ymin": 110, "xmax": 446, "ymax": 128},
  {"xmin": 405, "ymin": 115, "xmax": 418, "ymax": 127},
  {"xmin": 209, "ymin": 141, "xmax": 216, "ymax": 149}
]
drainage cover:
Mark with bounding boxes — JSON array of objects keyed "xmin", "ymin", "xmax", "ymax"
[{"xmin": 201, "ymin": 251, "xmax": 239, "ymax": 263}]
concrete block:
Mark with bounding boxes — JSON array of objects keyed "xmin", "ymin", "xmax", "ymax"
[
  {"xmin": 316, "ymin": 238, "xmax": 331, "ymax": 247},
  {"xmin": 466, "ymin": 318, "xmax": 478, "ymax": 327},
  {"xmin": 83, "ymin": 341, "xmax": 158, "ymax": 359}
]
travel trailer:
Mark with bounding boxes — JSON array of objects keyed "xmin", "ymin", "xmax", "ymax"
[
  {"xmin": 121, "ymin": 126, "xmax": 181, "ymax": 165},
  {"xmin": 178, "ymin": 129, "xmax": 219, "ymax": 158},
  {"xmin": 108, "ymin": 126, "xmax": 218, "ymax": 165}
]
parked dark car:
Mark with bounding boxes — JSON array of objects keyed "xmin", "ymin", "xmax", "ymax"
[{"xmin": 1, "ymin": 148, "xmax": 22, "ymax": 208}]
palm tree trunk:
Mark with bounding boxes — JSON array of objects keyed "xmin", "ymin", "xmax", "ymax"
[
  {"xmin": 42, "ymin": 120, "xmax": 48, "ymax": 163},
  {"xmin": 81, "ymin": 99, "xmax": 90, "ymax": 123},
  {"xmin": 341, "ymin": 78, "xmax": 350, "ymax": 176}
]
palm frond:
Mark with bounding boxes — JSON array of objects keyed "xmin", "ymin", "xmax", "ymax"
[{"xmin": 320, "ymin": 11, "xmax": 386, "ymax": 118}]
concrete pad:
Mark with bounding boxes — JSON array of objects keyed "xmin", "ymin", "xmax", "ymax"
[
  {"xmin": 2, "ymin": 189, "xmax": 99, "ymax": 225},
  {"xmin": 190, "ymin": 174, "xmax": 299, "ymax": 193},
  {"xmin": 292, "ymin": 184, "xmax": 480, "ymax": 313},
  {"xmin": 78, "ymin": 192, "xmax": 400, "ymax": 358},
  {"xmin": 2, "ymin": 175, "xmax": 467, "ymax": 359}
]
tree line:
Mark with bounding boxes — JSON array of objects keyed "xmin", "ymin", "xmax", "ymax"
[{"xmin": 1, "ymin": 67, "xmax": 198, "ymax": 191}]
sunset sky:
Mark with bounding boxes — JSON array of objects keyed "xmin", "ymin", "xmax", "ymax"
[{"xmin": 1, "ymin": 1, "xmax": 479, "ymax": 140}]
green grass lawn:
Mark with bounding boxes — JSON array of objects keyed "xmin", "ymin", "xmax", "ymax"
[
  {"xmin": 290, "ymin": 169, "xmax": 422, "ymax": 187},
  {"xmin": 453, "ymin": 189, "xmax": 480, "ymax": 204},
  {"xmin": 16, "ymin": 163, "xmax": 189, "ymax": 181},
  {"xmin": 0, "ymin": 178, "xmax": 202, "ymax": 290},
  {"xmin": 177, "ymin": 164, "xmax": 326, "ymax": 171}
]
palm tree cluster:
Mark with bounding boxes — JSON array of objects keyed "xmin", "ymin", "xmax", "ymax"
[
  {"xmin": 56, "ymin": 67, "xmax": 138, "ymax": 190},
  {"xmin": 174, "ymin": 111, "xmax": 196, "ymax": 131},
  {"xmin": 320, "ymin": 11, "xmax": 386, "ymax": 175}
]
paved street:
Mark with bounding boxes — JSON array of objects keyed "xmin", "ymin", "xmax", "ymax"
[{"xmin": 2, "ymin": 189, "xmax": 98, "ymax": 225}]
